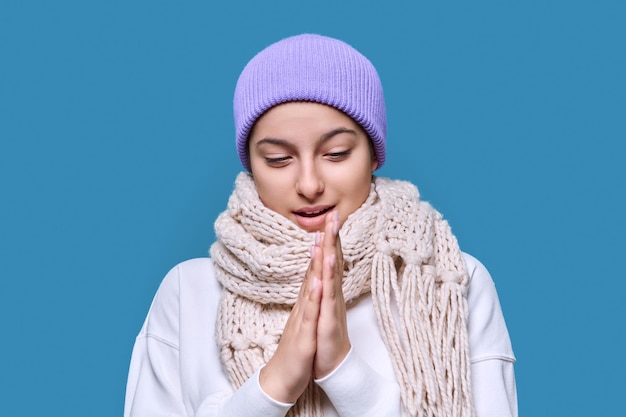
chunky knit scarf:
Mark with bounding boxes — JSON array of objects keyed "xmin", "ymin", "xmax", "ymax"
[{"xmin": 211, "ymin": 172, "xmax": 475, "ymax": 417}]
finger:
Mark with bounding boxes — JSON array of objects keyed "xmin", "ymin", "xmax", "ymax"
[
  {"xmin": 283, "ymin": 240, "xmax": 323, "ymax": 329},
  {"xmin": 332, "ymin": 210, "xmax": 344, "ymax": 268},
  {"xmin": 322, "ymin": 210, "xmax": 343, "ymax": 272},
  {"xmin": 294, "ymin": 236, "xmax": 323, "ymax": 316},
  {"xmin": 322, "ymin": 252, "xmax": 338, "ymax": 300},
  {"xmin": 297, "ymin": 232, "xmax": 321, "ymax": 299},
  {"xmin": 321, "ymin": 211, "xmax": 344, "ymax": 297},
  {"xmin": 322, "ymin": 211, "xmax": 338, "ymax": 254},
  {"xmin": 333, "ymin": 232, "xmax": 343, "ymax": 279},
  {"xmin": 277, "ymin": 244, "xmax": 323, "ymax": 358},
  {"xmin": 298, "ymin": 246, "xmax": 323, "ymax": 351},
  {"xmin": 308, "ymin": 232, "xmax": 324, "ymax": 290},
  {"xmin": 301, "ymin": 274, "xmax": 322, "ymax": 326}
]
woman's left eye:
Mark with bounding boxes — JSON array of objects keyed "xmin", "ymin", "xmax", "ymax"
[{"xmin": 325, "ymin": 150, "xmax": 351, "ymax": 161}]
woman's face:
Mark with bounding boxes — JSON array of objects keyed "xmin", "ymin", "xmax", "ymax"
[{"xmin": 249, "ymin": 102, "xmax": 378, "ymax": 232}]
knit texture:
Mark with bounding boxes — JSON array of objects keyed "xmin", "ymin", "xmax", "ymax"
[
  {"xmin": 211, "ymin": 172, "xmax": 475, "ymax": 417},
  {"xmin": 233, "ymin": 34, "xmax": 386, "ymax": 171}
]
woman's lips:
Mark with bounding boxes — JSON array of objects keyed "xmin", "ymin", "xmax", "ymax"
[
  {"xmin": 293, "ymin": 206, "xmax": 334, "ymax": 218},
  {"xmin": 293, "ymin": 206, "xmax": 334, "ymax": 230}
]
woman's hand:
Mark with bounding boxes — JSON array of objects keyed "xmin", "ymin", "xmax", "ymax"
[
  {"xmin": 313, "ymin": 210, "xmax": 351, "ymax": 379},
  {"xmin": 259, "ymin": 210, "xmax": 350, "ymax": 401},
  {"xmin": 259, "ymin": 234, "xmax": 324, "ymax": 402}
]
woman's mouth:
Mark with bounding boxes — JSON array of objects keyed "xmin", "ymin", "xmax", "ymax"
[
  {"xmin": 292, "ymin": 206, "xmax": 335, "ymax": 230},
  {"xmin": 294, "ymin": 206, "xmax": 334, "ymax": 218}
]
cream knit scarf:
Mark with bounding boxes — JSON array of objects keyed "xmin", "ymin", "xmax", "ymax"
[{"xmin": 211, "ymin": 172, "xmax": 475, "ymax": 417}]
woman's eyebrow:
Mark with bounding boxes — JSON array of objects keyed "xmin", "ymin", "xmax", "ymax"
[
  {"xmin": 319, "ymin": 127, "xmax": 358, "ymax": 142},
  {"xmin": 255, "ymin": 137, "xmax": 292, "ymax": 148},
  {"xmin": 255, "ymin": 127, "xmax": 358, "ymax": 149}
]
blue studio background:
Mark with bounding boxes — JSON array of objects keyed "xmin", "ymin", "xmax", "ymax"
[{"xmin": 1, "ymin": 1, "xmax": 624, "ymax": 415}]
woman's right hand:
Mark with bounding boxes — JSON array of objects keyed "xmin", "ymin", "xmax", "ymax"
[{"xmin": 259, "ymin": 231, "xmax": 325, "ymax": 403}]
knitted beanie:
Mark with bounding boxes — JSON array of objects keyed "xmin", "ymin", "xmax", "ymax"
[{"xmin": 233, "ymin": 34, "xmax": 386, "ymax": 171}]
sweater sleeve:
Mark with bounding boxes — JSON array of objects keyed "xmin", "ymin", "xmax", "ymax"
[
  {"xmin": 124, "ymin": 260, "xmax": 292, "ymax": 417},
  {"xmin": 314, "ymin": 348, "xmax": 401, "ymax": 417},
  {"xmin": 124, "ymin": 333, "xmax": 293, "ymax": 417},
  {"xmin": 464, "ymin": 253, "xmax": 518, "ymax": 417},
  {"xmin": 195, "ymin": 368, "xmax": 293, "ymax": 417}
]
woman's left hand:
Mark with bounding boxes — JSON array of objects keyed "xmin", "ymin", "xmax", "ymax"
[{"xmin": 312, "ymin": 210, "xmax": 351, "ymax": 379}]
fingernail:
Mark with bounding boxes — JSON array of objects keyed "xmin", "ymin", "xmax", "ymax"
[
  {"xmin": 311, "ymin": 277, "xmax": 318, "ymax": 291},
  {"xmin": 333, "ymin": 211, "xmax": 339, "ymax": 236},
  {"xmin": 315, "ymin": 231, "xmax": 320, "ymax": 245},
  {"xmin": 310, "ymin": 245, "xmax": 315, "ymax": 260}
]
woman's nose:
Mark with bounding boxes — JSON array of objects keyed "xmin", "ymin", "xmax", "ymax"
[{"xmin": 295, "ymin": 162, "xmax": 324, "ymax": 199}]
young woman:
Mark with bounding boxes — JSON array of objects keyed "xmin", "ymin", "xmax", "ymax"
[{"xmin": 124, "ymin": 34, "xmax": 517, "ymax": 417}]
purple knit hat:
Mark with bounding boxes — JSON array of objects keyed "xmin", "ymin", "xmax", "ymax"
[{"xmin": 233, "ymin": 34, "xmax": 386, "ymax": 171}]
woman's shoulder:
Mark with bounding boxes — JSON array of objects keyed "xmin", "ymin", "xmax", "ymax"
[
  {"xmin": 462, "ymin": 252, "xmax": 488, "ymax": 280},
  {"xmin": 461, "ymin": 251, "xmax": 500, "ymax": 308},
  {"xmin": 169, "ymin": 257, "xmax": 215, "ymax": 276},
  {"xmin": 462, "ymin": 252, "xmax": 500, "ymax": 297},
  {"xmin": 461, "ymin": 252, "xmax": 516, "ymax": 362},
  {"xmin": 142, "ymin": 258, "xmax": 221, "ymax": 339},
  {"xmin": 158, "ymin": 257, "xmax": 222, "ymax": 300}
]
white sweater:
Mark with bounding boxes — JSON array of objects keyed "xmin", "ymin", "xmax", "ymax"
[{"xmin": 124, "ymin": 253, "xmax": 517, "ymax": 417}]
